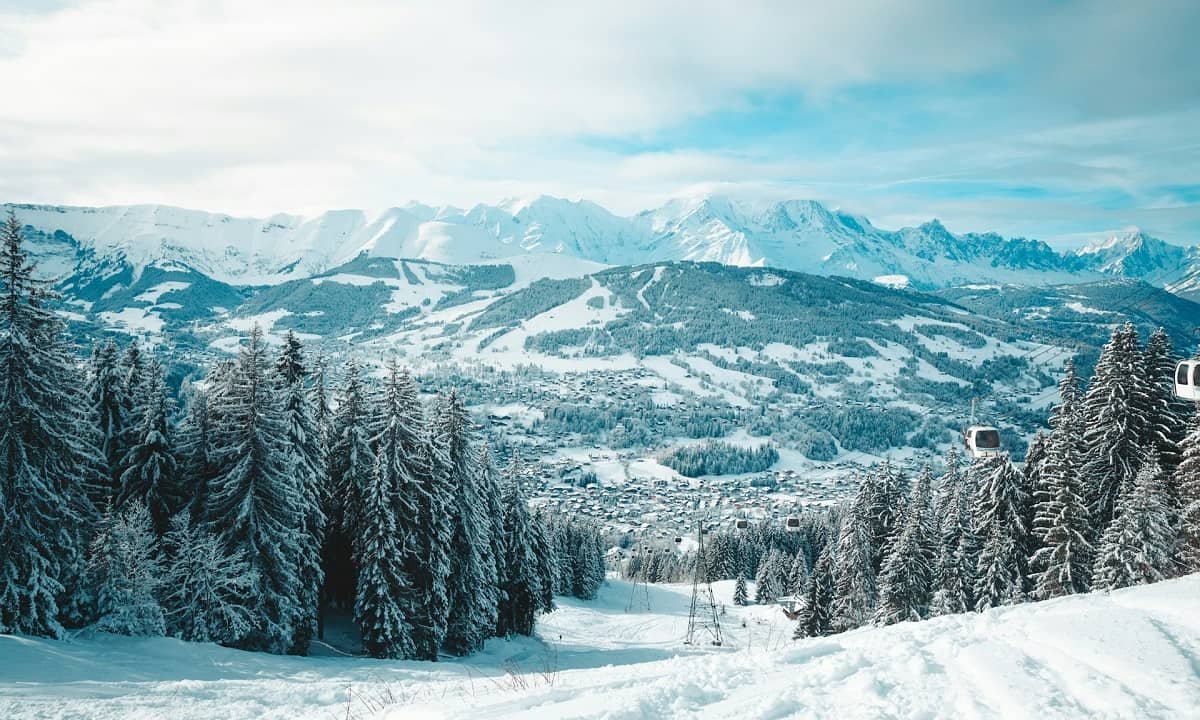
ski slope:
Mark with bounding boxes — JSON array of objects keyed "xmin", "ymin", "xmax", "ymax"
[{"xmin": 1, "ymin": 576, "xmax": 1198, "ymax": 719}]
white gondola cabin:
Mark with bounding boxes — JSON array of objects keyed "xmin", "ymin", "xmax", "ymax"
[
  {"xmin": 784, "ymin": 517, "xmax": 801, "ymax": 532},
  {"xmin": 963, "ymin": 425, "xmax": 1003, "ymax": 459},
  {"xmin": 1176, "ymin": 360, "xmax": 1200, "ymax": 401},
  {"xmin": 733, "ymin": 518, "xmax": 750, "ymax": 531}
]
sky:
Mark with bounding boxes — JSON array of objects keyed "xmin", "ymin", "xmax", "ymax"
[{"xmin": 1, "ymin": 0, "xmax": 1199, "ymax": 248}]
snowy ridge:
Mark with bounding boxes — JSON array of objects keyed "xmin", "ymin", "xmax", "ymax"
[
  {"xmin": 6, "ymin": 198, "xmax": 1197, "ymax": 292},
  {"xmin": 2, "ymin": 575, "xmax": 1197, "ymax": 719}
]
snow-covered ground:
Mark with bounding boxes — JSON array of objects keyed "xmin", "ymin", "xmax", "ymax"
[{"xmin": 3, "ymin": 575, "xmax": 1198, "ymax": 719}]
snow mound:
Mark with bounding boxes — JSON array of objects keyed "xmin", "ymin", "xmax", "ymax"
[{"xmin": 409, "ymin": 575, "xmax": 1200, "ymax": 719}]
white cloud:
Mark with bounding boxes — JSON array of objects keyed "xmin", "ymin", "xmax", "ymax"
[{"xmin": 0, "ymin": 0, "xmax": 1197, "ymax": 244}]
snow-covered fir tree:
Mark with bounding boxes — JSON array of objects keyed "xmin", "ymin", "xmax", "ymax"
[
  {"xmin": 115, "ymin": 358, "xmax": 179, "ymax": 534},
  {"xmin": 205, "ymin": 325, "xmax": 305, "ymax": 654},
  {"xmin": 1019, "ymin": 432, "xmax": 1048, "ymax": 561},
  {"xmin": 160, "ymin": 513, "xmax": 256, "ymax": 644},
  {"xmin": 178, "ymin": 360, "xmax": 235, "ymax": 522},
  {"xmin": 116, "ymin": 341, "xmax": 151, "ymax": 467},
  {"xmin": 1177, "ymin": 408, "xmax": 1200, "ymax": 573},
  {"xmin": 973, "ymin": 456, "xmax": 1030, "ymax": 610},
  {"xmin": 866, "ymin": 463, "xmax": 909, "ymax": 573},
  {"xmin": 0, "ymin": 213, "xmax": 102, "ymax": 637},
  {"xmin": 433, "ymin": 391, "xmax": 497, "ymax": 656},
  {"xmin": 410, "ymin": 413, "xmax": 454, "ymax": 661},
  {"xmin": 356, "ymin": 359, "xmax": 425, "ymax": 656},
  {"xmin": 496, "ymin": 469, "xmax": 540, "ymax": 637},
  {"xmin": 354, "ymin": 445, "xmax": 417, "ymax": 659},
  {"xmin": 733, "ymin": 574, "xmax": 748, "ymax": 606},
  {"xmin": 474, "ymin": 444, "xmax": 504, "ymax": 632},
  {"xmin": 87, "ymin": 501, "xmax": 165, "ymax": 636},
  {"xmin": 787, "ymin": 548, "xmax": 810, "ymax": 597},
  {"xmin": 1143, "ymin": 328, "xmax": 1188, "ymax": 487},
  {"xmin": 1080, "ymin": 323, "xmax": 1152, "ymax": 531},
  {"xmin": 930, "ymin": 448, "xmax": 976, "ymax": 616},
  {"xmin": 754, "ymin": 549, "xmax": 786, "ymax": 604},
  {"xmin": 794, "ymin": 542, "xmax": 834, "ymax": 639},
  {"xmin": 323, "ymin": 360, "xmax": 375, "ymax": 615},
  {"xmin": 529, "ymin": 507, "xmax": 557, "ymax": 613},
  {"xmin": 874, "ymin": 466, "xmax": 935, "ymax": 625},
  {"xmin": 831, "ymin": 480, "xmax": 877, "ymax": 630},
  {"xmin": 1093, "ymin": 454, "xmax": 1176, "ymax": 590},
  {"xmin": 88, "ymin": 339, "xmax": 125, "ymax": 498},
  {"xmin": 273, "ymin": 332, "xmax": 325, "ymax": 654},
  {"xmin": 1030, "ymin": 360, "xmax": 1094, "ymax": 599}
]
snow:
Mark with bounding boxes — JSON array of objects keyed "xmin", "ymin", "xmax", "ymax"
[
  {"xmin": 134, "ymin": 281, "xmax": 191, "ymax": 304},
  {"xmin": 873, "ymin": 274, "xmax": 910, "ymax": 289},
  {"xmin": 1063, "ymin": 300, "xmax": 1109, "ymax": 316},
  {"xmin": 97, "ymin": 307, "xmax": 164, "ymax": 334},
  {"xmin": 7, "ymin": 198, "xmax": 1196, "ymax": 290},
  {"xmin": 2, "ymin": 574, "xmax": 1198, "ymax": 719}
]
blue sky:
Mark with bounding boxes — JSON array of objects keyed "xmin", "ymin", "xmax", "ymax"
[{"xmin": 1, "ymin": 1, "xmax": 1198, "ymax": 248}]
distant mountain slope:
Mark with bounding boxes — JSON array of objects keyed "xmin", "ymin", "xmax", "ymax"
[
  {"xmin": 50, "ymin": 254, "xmax": 1194, "ymax": 460},
  {"xmin": 6, "ymin": 197, "xmax": 1197, "ymax": 293}
]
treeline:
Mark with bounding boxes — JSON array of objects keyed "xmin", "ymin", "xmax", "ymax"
[
  {"xmin": 0, "ymin": 215, "xmax": 605, "ymax": 660},
  {"xmin": 789, "ymin": 322, "xmax": 1199, "ymax": 636},
  {"xmin": 659, "ymin": 440, "xmax": 779, "ymax": 477}
]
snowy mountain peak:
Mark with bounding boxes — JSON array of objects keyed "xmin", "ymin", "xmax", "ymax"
[{"xmin": 4, "ymin": 198, "xmax": 1197, "ymax": 295}]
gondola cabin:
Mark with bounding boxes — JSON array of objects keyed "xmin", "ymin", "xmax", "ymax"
[
  {"xmin": 733, "ymin": 518, "xmax": 750, "ymax": 531},
  {"xmin": 784, "ymin": 517, "xmax": 801, "ymax": 532},
  {"xmin": 963, "ymin": 425, "xmax": 1003, "ymax": 459},
  {"xmin": 1176, "ymin": 360, "xmax": 1200, "ymax": 401}
]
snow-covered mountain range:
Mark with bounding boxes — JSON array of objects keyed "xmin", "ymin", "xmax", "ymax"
[{"xmin": 5, "ymin": 197, "xmax": 1198, "ymax": 293}]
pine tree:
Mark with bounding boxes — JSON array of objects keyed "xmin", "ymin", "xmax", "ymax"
[
  {"xmin": 354, "ymin": 447, "xmax": 417, "ymax": 659},
  {"xmin": 1080, "ymin": 323, "xmax": 1153, "ymax": 531},
  {"xmin": 529, "ymin": 507, "xmax": 557, "ymax": 613},
  {"xmin": 754, "ymin": 549, "xmax": 785, "ymax": 604},
  {"xmin": 831, "ymin": 481, "xmax": 877, "ymax": 631},
  {"xmin": 1029, "ymin": 358, "xmax": 1095, "ymax": 598},
  {"xmin": 973, "ymin": 457, "xmax": 1030, "ymax": 610},
  {"xmin": 1020, "ymin": 432, "xmax": 1048, "ymax": 560},
  {"xmin": 787, "ymin": 549, "xmax": 809, "ymax": 597},
  {"xmin": 866, "ymin": 463, "xmax": 909, "ymax": 573},
  {"xmin": 874, "ymin": 466, "xmax": 935, "ymax": 625},
  {"xmin": 89, "ymin": 339, "xmax": 125, "ymax": 499},
  {"xmin": 410, "ymin": 413, "xmax": 453, "ymax": 661},
  {"xmin": 176, "ymin": 385, "xmax": 215, "ymax": 523},
  {"xmin": 115, "ymin": 359, "xmax": 180, "ymax": 533},
  {"xmin": 496, "ymin": 470, "xmax": 540, "ymax": 637},
  {"xmin": 1093, "ymin": 454, "xmax": 1175, "ymax": 590},
  {"xmin": 273, "ymin": 332, "xmax": 325, "ymax": 655},
  {"xmin": 476, "ymin": 444, "xmax": 505, "ymax": 625},
  {"xmin": 161, "ymin": 513, "xmax": 256, "ymax": 644},
  {"xmin": 205, "ymin": 325, "xmax": 305, "ymax": 654},
  {"xmin": 794, "ymin": 542, "xmax": 834, "ymax": 639},
  {"xmin": 0, "ymin": 212, "xmax": 102, "ymax": 637},
  {"xmin": 87, "ymin": 501, "xmax": 165, "ymax": 636},
  {"xmin": 733, "ymin": 574, "xmax": 748, "ymax": 606},
  {"xmin": 360, "ymin": 359, "xmax": 425, "ymax": 654},
  {"xmin": 116, "ymin": 341, "xmax": 150, "ymax": 467},
  {"xmin": 1143, "ymin": 328, "xmax": 1189, "ymax": 503},
  {"xmin": 323, "ymin": 360, "xmax": 375, "ymax": 614},
  {"xmin": 930, "ymin": 449, "xmax": 976, "ymax": 616},
  {"xmin": 436, "ymin": 391, "xmax": 498, "ymax": 656},
  {"xmin": 1177, "ymin": 408, "xmax": 1200, "ymax": 573}
]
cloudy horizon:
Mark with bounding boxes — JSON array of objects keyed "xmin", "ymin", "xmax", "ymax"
[{"xmin": 2, "ymin": 0, "xmax": 1198, "ymax": 248}]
